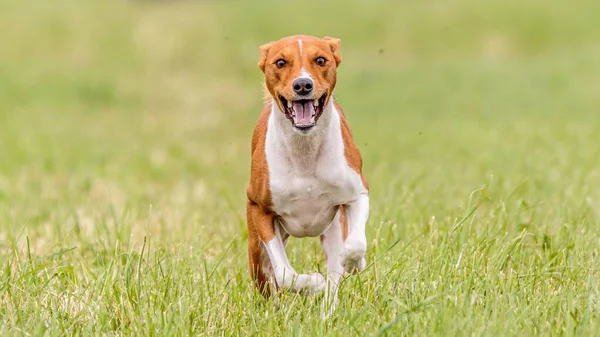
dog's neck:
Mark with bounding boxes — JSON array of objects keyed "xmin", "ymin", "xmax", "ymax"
[{"xmin": 269, "ymin": 98, "xmax": 337, "ymax": 169}]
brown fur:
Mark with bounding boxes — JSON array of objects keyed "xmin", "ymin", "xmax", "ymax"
[{"xmin": 246, "ymin": 104, "xmax": 275, "ymax": 296}]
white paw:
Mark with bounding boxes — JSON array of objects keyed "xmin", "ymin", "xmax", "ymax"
[
  {"xmin": 294, "ymin": 272, "xmax": 326, "ymax": 295},
  {"xmin": 341, "ymin": 239, "xmax": 367, "ymax": 274},
  {"xmin": 275, "ymin": 268, "xmax": 326, "ymax": 295}
]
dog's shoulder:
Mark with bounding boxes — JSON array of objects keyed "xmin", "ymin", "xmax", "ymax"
[
  {"xmin": 247, "ymin": 103, "xmax": 273, "ymax": 208},
  {"xmin": 334, "ymin": 100, "xmax": 369, "ymax": 190},
  {"xmin": 251, "ymin": 103, "xmax": 271, "ymax": 155}
]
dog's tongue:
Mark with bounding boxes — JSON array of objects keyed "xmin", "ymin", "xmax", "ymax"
[{"xmin": 292, "ymin": 101, "xmax": 313, "ymax": 125}]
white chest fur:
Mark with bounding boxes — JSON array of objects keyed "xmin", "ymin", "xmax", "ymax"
[{"xmin": 265, "ymin": 100, "xmax": 366, "ymax": 238}]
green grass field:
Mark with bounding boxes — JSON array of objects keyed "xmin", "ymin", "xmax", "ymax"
[{"xmin": 1, "ymin": 0, "xmax": 600, "ymax": 335}]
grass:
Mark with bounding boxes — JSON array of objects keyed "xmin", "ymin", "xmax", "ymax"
[{"xmin": 1, "ymin": 0, "xmax": 600, "ymax": 335}]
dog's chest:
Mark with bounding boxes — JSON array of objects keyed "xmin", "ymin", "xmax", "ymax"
[
  {"xmin": 265, "ymin": 114, "xmax": 363, "ymax": 238},
  {"xmin": 270, "ymin": 160, "xmax": 355, "ymax": 204},
  {"xmin": 269, "ymin": 160, "xmax": 357, "ymax": 237}
]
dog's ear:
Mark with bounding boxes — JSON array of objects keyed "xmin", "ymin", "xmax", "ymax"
[
  {"xmin": 323, "ymin": 36, "xmax": 342, "ymax": 66},
  {"xmin": 258, "ymin": 41, "xmax": 274, "ymax": 73}
]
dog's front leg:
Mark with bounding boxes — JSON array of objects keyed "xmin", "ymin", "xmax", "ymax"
[
  {"xmin": 265, "ymin": 222, "xmax": 326, "ymax": 295},
  {"xmin": 341, "ymin": 193, "xmax": 369, "ymax": 274},
  {"xmin": 249, "ymin": 201, "xmax": 326, "ymax": 295}
]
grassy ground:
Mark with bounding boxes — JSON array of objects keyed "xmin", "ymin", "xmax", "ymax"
[{"xmin": 1, "ymin": 0, "xmax": 600, "ymax": 335}]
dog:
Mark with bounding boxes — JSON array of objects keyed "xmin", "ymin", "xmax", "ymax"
[{"xmin": 246, "ymin": 35, "xmax": 369, "ymax": 309}]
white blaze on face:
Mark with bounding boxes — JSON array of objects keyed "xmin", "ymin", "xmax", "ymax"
[
  {"xmin": 296, "ymin": 39, "xmax": 311, "ymax": 81},
  {"xmin": 297, "ymin": 68, "xmax": 312, "ymax": 81},
  {"xmin": 290, "ymin": 38, "xmax": 319, "ymax": 127}
]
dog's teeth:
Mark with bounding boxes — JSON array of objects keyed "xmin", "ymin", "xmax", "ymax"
[
  {"xmin": 287, "ymin": 101, "xmax": 292, "ymax": 108},
  {"xmin": 313, "ymin": 99, "xmax": 319, "ymax": 107}
]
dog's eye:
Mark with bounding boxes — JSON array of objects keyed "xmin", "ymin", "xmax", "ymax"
[
  {"xmin": 315, "ymin": 57, "xmax": 327, "ymax": 66},
  {"xmin": 275, "ymin": 59, "xmax": 286, "ymax": 69}
]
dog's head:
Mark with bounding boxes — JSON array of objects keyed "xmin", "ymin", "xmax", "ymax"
[{"xmin": 258, "ymin": 35, "xmax": 342, "ymax": 133}]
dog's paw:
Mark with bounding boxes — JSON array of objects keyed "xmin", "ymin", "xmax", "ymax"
[
  {"xmin": 341, "ymin": 239, "xmax": 366, "ymax": 274},
  {"xmin": 294, "ymin": 272, "xmax": 326, "ymax": 295}
]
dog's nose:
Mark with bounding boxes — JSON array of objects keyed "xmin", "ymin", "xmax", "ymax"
[{"xmin": 293, "ymin": 78, "xmax": 313, "ymax": 96}]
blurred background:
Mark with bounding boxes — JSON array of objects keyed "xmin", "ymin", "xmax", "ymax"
[
  {"xmin": 2, "ymin": 0, "xmax": 600, "ymax": 268},
  {"xmin": 1, "ymin": 0, "xmax": 600, "ymax": 333},
  {"xmin": 2, "ymin": 0, "xmax": 600, "ymax": 261}
]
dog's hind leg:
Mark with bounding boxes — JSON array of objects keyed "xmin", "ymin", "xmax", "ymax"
[
  {"xmin": 247, "ymin": 203, "xmax": 273, "ymax": 297},
  {"xmin": 320, "ymin": 208, "xmax": 347, "ymax": 313}
]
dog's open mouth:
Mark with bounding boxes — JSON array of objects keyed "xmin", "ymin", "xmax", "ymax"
[{"xmin": 279, "ymin": 93, "xmax": 327, "ymax": 131}]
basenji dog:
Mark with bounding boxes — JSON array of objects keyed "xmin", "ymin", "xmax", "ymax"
[{"xmin": 246, "ymin": 35, "xmax": 369, "ymax": 309}]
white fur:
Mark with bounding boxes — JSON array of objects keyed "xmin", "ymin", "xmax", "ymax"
[
  {"xmin": 298, "ymin": 39, "xmax": 303, "ymax": 56},
  {"xmin": 265, "ymin": 99, "xmax": 367, "ymax": 238},
  {"xmin": 263, "ymin": 223, "xmax": 326, "ymax": 295},
  {"xmin": 262, "ymin": 98, "xmax": 369, "ymax": 298},
  {"xmin": 341, "ymin": 194, "xmax": 368, "ymax": 273},
  {"xmin": 320, "ymin": 210, "xmax": 345, "ymax": 311},
  {"xmin": 297, "ymin": 68, "xmax": 313, "ymax": 81}
]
